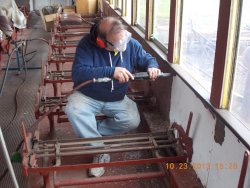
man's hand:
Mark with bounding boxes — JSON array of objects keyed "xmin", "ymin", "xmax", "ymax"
[
  {"xmin": 113, "ymin": 67, "xmax": 134, "ymax": 83},
  {"xmin": 147, "ymin": 67, "xmax": 161, "ymax": 81}
]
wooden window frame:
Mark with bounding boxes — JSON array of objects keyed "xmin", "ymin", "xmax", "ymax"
[{"xmin": 210, "ymin": 0, "xmax": 242, "ymax": 109}]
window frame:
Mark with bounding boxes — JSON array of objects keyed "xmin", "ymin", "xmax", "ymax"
[
  {"xmin": 135, "ymin": 0, "xmax": 147, "ymax": 32},
  {"xmin": 151, "ymin": 37, "xmax": 168, "ymax": 53},
  {"xmin": 209, "ymin": 0, "xmax": 242, "ymax": 110},
  {"xmin": 151, "ymin": 0, "xmax": 171, "ymax": 55},
  {"xmin": 114, "ymin": 0, "xmax": 122, "ymax": 12}
]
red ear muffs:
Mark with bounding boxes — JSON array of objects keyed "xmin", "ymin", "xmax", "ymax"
[{"xmin": 96, "ymin": 37, "xmax": 106, "ymax": 48}]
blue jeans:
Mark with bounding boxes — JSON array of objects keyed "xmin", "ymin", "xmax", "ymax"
[{"xmin": 65, "ymin": 91, "xmax": 140, "ymax": 140}]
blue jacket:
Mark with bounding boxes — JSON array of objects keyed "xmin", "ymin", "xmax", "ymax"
[{"xmin": 72, "ymin": 34, "xmax": 159, "ymax": 102}]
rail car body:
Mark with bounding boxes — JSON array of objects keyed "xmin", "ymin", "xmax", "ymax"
[{"xmin": 0, "ymin": 0, "xmax": 250, "ymax": 188}]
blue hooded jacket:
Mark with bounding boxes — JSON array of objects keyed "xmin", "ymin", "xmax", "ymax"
[{"xmin": 72, "ymin": 34, "xmax": 159, "ymax": 102}]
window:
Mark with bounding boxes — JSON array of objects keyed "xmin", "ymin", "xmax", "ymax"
[
  {"xmin": 152, "ymin": 0, "xmax": 170, "ymax": 49},
  {"xmin": 125, "ymin": 0, "xmax": 132, "ymax": 24},
  {"xmin": 230, "ymin": 0, "xmax": 250, "ymax": 129},
  {"xmin": 117, "ymin": 0, "xmax": 122, "ymax": 10},
  {"xmin": 136, "ymin": 0, "xmax": 146, "ymax": 30},
  {"xmin": 180, "ymin": 0, "xmax": 219, "ymax": 92},
  {"xmin": 108, "ymin": 0, "xmax": 113, "ymax": 5}
]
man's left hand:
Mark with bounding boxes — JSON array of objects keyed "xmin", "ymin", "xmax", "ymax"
[{"xmin": 147, "ymin": 67, "xmax": 161, "ymax": 81}]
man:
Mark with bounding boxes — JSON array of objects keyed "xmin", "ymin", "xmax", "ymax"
[
  {"xmin": 0, "ymin": 15, "xmax": 13, "ymax": 57},
  {"xmin": 0, "ymin": 0, "xmax": 26, "ymax": 60},
  {"xmin": 0, "ymin": 0, "xmax": 27, "ymax": 29},
  {"xmin": 65, "ymin": 17, "xmax": 161, "ymax": 177}
]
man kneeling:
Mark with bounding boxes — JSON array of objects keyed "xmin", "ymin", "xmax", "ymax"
[{"xmin": 65, "ymin": 17, "xmax": 161, "ymax": 177}]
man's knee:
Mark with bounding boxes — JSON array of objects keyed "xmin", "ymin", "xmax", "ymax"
[{"xmin": 126, "ymin": 112, "xmax": 141, "ymax": 130}]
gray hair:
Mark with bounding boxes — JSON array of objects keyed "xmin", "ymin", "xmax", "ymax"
[{"xmin": 98, "ymin": 17, "xmax": 126, "ymax": 38}]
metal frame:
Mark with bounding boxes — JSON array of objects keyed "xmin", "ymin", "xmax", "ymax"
[
  {"xmin": 238, "ymin": 150, "xmax": 250, "ymax": 188},
  {"xmin": 21, "ymin": 120, "xmax": 192, "ymax": 187},
  {"xmin": 210, "ymin": 0, "xmax": 233, "ymax": 108},
  {"xmin": 22, "ymin": 8, "xmax": 200, "ymax": 187},
  {"xmin": 48, "ymin": 53, "xmax": 74, "ymax": 64}
]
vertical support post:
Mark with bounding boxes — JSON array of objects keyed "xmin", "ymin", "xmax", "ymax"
[
  {"xmin": 29, "ymin": 0, "xmax": 34, "ymax": 11},
  {"xmin": 40, "ymin": 172, "xmax": 51, "ymax": 188},
  {"xmin": 99, "ymin": 0, "xmax": 104, "ymax": 16},
  {"xmin": 145, "ymin": 0, "xmax": 153, "ymax": 40},
  {"xmin": 121, "ymin": 0, "xmax": 126, "ymax": 17},
  {"xmin": 186, "ymin": 112, "xmax": 193, "ymax": 136},
  {"xmin": 131, "ymin": 0, "xmax": 137, "ymax": 25},
  {"xmin": 15, "ymin": 42, "xmax": 22, "ymax": 73},
  {"xmin": 0, "ymin": 127, "xmax": 19, "ymax": 188},
  {"xmin": 238, "ymin": 150, "xmax": 250, "ymax": 188}
]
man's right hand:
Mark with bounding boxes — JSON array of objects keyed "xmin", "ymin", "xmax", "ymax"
[{"xmin": 113, "ymin": 67, "xmax": 134, "ymax": 83}]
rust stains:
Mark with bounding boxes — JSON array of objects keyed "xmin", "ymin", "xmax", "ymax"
[{"xmin": 214, "ymin": 119, "xmax": 225, "ymax": 145}]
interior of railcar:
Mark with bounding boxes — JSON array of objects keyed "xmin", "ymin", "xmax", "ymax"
[{"xmin": 0, "ymin": 0, "xmax": 249, "ymax": 187}]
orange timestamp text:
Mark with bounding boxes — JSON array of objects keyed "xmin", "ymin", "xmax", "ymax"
[{"xmin": 165, "ymin": 162, "xmax": 238, "ymax": 170}]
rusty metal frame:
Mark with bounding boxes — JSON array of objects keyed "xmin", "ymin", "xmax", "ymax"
[
  {"xmin": 48, "ymin": 52, "xmax": 74, "ymax": 65},
  {"xmin": 55, "ymin": 25, "xmax": 91, "ymax": 33},
  {"xmin": 21, "ymin": 123, "xmax": 192, "ymax": 187},
  {"xmin": 54, "ymin": 171, "xmax": 165, "ymax": 187},
  {"xmin": 53, "ymin": 15, "xmax": 100, "ymax": 33},
  {"xmin": 50, "ymin": 32, "xmax": 83, "ymax": 50},
  {"xmin": 172, "ymin": 112, "xmax": 193, "ymax": 162},
  {"xmin": 238, "ymin": 150, "xmax": 250, "ymax": 188},
  {"xmin": 28, "ymin": 78, "xmax": 191, "ymax": 187},
  {"xmin": 44, "ymin": 70, "xmax": 72, "ymax": 84},
  {"xmin": 50, "ymin": 40, "xmax": 79, "ymax": 49},
  {"xmin": 53, "ymin": 31, "xmax": 89, "ymax": 38}
]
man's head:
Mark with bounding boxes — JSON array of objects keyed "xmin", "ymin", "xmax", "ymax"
[{"xmin": 95, "ymin": 17, "xmax": 131, "ymax": 52}]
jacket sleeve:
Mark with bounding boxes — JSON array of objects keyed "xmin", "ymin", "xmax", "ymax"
[
  {"xmin": 72, "ymin": 39, "xmax": 115, "ymax": 86},
  {"xmin": 133, "ymin": 39, "xmax": 159, "ymax": 71}
]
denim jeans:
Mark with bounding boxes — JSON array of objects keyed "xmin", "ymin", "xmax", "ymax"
[{"xmin": 65, "ymin": 91, "xmax": 140, "ymax": 141}]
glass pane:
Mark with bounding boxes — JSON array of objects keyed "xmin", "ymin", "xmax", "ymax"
[
  {"xmin": 117, "ymin": 0, "xmax": 122, "ymax": 9},
  {"xmin": 137, "ymin": 0, "xmax": 146, "ymax": 29},
  {"xmin": 230, "ymin": 0, "xmax": 250, "ymax": 128},
  {"xmin": 180, "ymin": 0, "xmax": 219, "ymax": 92},
  {"xmin": 126, "ymin": 0, "xmax": 132, "ymax": 24},
  {"xmin": 153, "ymin": 0, "xmax": 170, "ymax": 47}
]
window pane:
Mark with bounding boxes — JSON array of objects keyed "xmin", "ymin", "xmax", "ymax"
[
  {"xmin": 230, "ymin": 0, "xmax": 250, "ymax": 128},
  {"xmin": 137, "ymin": 0, "xmax": 146, "ymax": 29},
  {"xmin": 125, "ymin": 0, "xmax": 132, "ymax": 24},
  {"xmin": 153, "ymin": 0, "xmax": 170, "ymax": 47},
  {"xmin": 180, "ymin": 0, "xmax": 219, "ymax": 92},
  {"xmin": 117, "ymin": 0, "xmax": 122, "ymax": 9}
]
